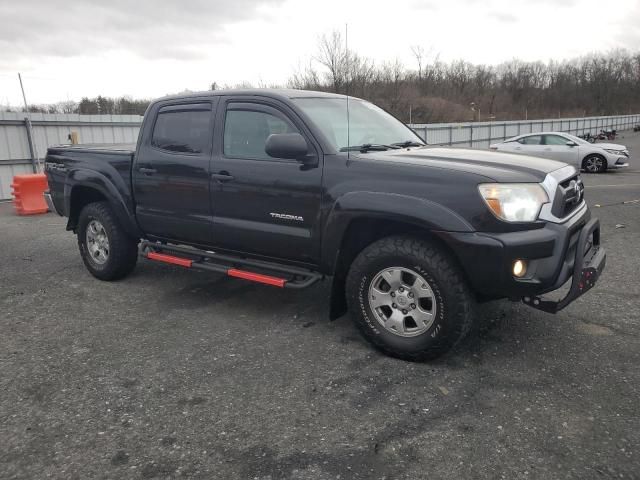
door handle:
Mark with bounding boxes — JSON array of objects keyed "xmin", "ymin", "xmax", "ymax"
[
  {"xmin": 211, "ymin": 171, "xmax": 234, "ymax": 182},
  {"xmin": 138, "ymin": 167, "xmax": 157, "ymax": 175}
]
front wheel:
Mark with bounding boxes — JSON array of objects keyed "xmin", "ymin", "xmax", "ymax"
[
  {"xmin": 582, "ymin": 155, "xmax": 607, "ymax": 173},
  {"xmin": 77, "ymin": 201, "xmax": 138, "ymax": 280},
  {"xmin": 345, "ymin": 236, "xmax": 475, "ymax": 361}
]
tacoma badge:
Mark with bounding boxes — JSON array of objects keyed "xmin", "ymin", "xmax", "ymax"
[{"xmin": 270, "ymin": 212, "xmax": 304, "ymax": 222}]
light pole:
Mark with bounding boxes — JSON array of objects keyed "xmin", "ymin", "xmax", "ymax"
[{"xmin": 470, "ymin": 102, "xmax": 480, "ymax": 122}]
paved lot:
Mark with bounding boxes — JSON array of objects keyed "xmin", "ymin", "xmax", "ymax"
[{"xmin": 1, "ymin": 133, "xmax": 639, "ymax": 480}]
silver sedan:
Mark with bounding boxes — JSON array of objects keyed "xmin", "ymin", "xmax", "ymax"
[{"xmin": 490, "ymin": 132, "xmax": 629, "ymax": 173}]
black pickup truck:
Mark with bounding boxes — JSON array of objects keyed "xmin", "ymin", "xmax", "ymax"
[{"xmin": 44, "ymin": 89, "xmax": 606, "ymax": 360}]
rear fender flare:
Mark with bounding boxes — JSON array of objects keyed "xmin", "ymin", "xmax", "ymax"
[{"xmin": 64, "ymin": 168, "xmax": 141, "ymax": 237}]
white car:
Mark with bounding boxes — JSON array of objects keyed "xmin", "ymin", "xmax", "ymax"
[{"xmin": 490, "ymin": 132, "xmax": 629, "ymax": 173}]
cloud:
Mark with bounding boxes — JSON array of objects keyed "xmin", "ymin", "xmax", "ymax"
[
  {"xmin": 0, "ymin": 0, "xmax": 284, "ymax": 62},
  {"xmin": 613, "ymin": 1, "xmax": 640, "ymax": 50}
]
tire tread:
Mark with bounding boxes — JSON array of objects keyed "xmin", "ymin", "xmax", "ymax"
[
  {"xmin": 77, "ymin": 201, "xmax": 138, "ymax": 281},
  {"xmin": 345, "ymin": 235, "xmax": 474, "ymax": 361}
]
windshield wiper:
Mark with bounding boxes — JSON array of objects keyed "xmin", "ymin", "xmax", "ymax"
[
  {"xmin": 339, "ymin": 143, "xmax": 401, "ymax": 153},
  {"xmin": 391, "ymin": 140, "xmax": 425, "ymax": 148}
]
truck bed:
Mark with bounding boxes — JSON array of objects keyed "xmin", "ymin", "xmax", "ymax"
[
  {"xmin": 45, "ymin": 144, "xmax": 136, "ymax": 217},
  {"xmin": 48, "ymin": 143, "xmax": 136, "ymax": 155}
]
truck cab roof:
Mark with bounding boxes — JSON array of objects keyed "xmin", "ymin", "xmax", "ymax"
[{"xmin": 156, "ymin": 88, "xmax": 350, "ymax": 103}]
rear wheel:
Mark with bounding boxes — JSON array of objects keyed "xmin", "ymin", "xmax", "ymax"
[
  {"xmin": 77, "ymin": 201, "xmax": 138, "ymax": 280},
  {"xmin": 345, "ymin": 236, "xmax": 475, "ymax": 361},
  {"xmin": 582, "ymin": 154, "xmax": 607, "ymax": 173}
]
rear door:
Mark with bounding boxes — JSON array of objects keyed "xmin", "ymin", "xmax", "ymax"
[
  {"xmin": 209, "ymin": 97, "xmax": 323, "ymax": 264},
  {"xmin": 133, "ymin": 100, "xmax": 216, "ymax": 245},
  {"xmin": 513, "ymin": 134, "xmax": 544, "ymax": 156}
]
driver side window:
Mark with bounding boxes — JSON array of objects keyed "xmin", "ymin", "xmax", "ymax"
[
  {"xmin": 544, "ymin": 135, "xmax": 569, "ymax": 145},
  {"xmin": 223, "ymin": 109, "xmax": 298, "ymax": 160}
]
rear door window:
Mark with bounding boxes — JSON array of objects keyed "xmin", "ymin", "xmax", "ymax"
[
  {"xmin": 151, "ymin": 104, "xmax": 212, "ymax": 154},
  {"xmin": 518, "ymin": 135, "xmax": 542, "ymax": 145}
]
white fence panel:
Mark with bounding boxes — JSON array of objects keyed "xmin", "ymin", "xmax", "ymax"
[
  {"xmin": 1, "ymin": 111, "xmax": 639, "ymax": 200},
  {"xmin": 0, "ymin": 112, "xmax": 142, "ymax": 200},
  {"xmin": 410, "ymin": 114, "xmax": 640, "ymax": 147}
]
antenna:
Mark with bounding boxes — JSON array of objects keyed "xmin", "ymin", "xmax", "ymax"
[{"xmin": 345, "ymin": 23, "xmax": 350, "ymax": 160}]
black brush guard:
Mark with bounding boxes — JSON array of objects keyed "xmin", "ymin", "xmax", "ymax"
[{"xmin": 522, "ymin": 218, "xmax": 606, "ymax": 313}]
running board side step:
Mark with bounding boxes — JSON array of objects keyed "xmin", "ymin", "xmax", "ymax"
[{"xmin": 139, "ymin": 241, "xmax": 322, "ymax": 289}]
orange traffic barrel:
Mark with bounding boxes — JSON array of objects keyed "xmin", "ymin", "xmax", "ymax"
[{"xmin": 10, "ymin": 173, "xmax": 49, "ymax": 215}]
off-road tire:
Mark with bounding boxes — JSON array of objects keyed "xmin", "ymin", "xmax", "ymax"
[
  {"xmin": 77, "ymin": 201, "xmax": 138, "ymax": 280},
  {"xmin": 345, "ymin": 236, "xmax": 475, "ymax": 361}
]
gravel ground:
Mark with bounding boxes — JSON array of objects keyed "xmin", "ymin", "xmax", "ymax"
[{"xmin": 1, "ymin": 132, "xmax": 639, "ymax": 480}]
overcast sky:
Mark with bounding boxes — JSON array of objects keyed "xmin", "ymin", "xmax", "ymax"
[{"xmin": 1, "ymin": 0, "xmax": 638, "ymax": 106}]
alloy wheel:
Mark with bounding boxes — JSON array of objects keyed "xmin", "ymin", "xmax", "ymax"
[
  {"xmin": 368, "ymin": 267, "xmax": 437, "ymax": 337},
  {"xmin": 85, "ymin": 219, "xmax": 110, "ymax": 264},
  {"xmin": 585, "ymin": 156, "xmax": 604, "ymax": 173}
]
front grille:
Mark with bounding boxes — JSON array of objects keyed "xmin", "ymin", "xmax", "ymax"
[{"xmin": 551, "ymin": 174, "xmax": 584, "ymax": 218}]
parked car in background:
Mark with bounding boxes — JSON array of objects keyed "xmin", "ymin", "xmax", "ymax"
[{"xmin": 490, "ymin": 132, "xmax": 629, "ymax": 173}]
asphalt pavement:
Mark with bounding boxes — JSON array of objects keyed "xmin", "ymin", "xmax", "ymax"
[{"xmin": 1, "ymin": 132, "xmax": 639, "ymax": 479}]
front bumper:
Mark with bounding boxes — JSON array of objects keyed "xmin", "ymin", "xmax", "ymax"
[
  {"xmin": 521, "ymin": 218, "xmax": 605, "ymax": 312},
  {"xmin": 606, "ymin": 152, "xmax": 630, "ymax": 169},
  {"xmin": 610, "ymin": 159, "xmax": 629, "ymax": 169},
  {"xmin": 437, "ymin": 210, "xmax": 606, "ymax": 313}
]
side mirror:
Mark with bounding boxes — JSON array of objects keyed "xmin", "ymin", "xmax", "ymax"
[
  {"xmin": 265, "ymin": 133, "xmax": 308, "ymax": 160},
  {"xmin": 566, "ymin": 141, "xmax": 578, "ymax": 147}
]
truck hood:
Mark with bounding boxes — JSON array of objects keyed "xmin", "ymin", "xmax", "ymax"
[{"xmin": 364, "ymin": 146, "xmax": 568, "ymax": 182}]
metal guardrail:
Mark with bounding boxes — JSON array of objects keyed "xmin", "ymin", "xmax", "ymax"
[
  {"xmin": 0, "ymin": 112, "xmax": 142, "ymax": 200},
  {"xmin": 1, "ymin": 111, "xmax": 639, "ymax": 200},
  {"xmin": 409, "ymin": 114, "xmax": 640, "ymax": 148}
]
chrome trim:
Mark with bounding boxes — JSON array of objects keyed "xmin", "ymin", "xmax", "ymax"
[
  {"xmin": 43, "ymin": 192, "xmax": 60, "ymax": 215},
  {"xmin": 538, "ymin": 165, "xmax": 586, "ymax": 223},
  {"xmin": 539, "ymin": 200, "xmax": 587, "ymax": 224}
]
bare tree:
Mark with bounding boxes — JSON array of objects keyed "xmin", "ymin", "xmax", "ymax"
[
  {"xmin": 4, "ymin": 42, "xmax": 640, "ymax": 123},
  {"xmin": 411, "ymin": 45, "xmax": 425, "ymax": 81},
  {"xmin": 315, "ymin": 30, "xmax": 348, "ymax": 93}
]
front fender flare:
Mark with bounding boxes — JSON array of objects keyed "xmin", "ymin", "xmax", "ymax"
[{"xmin": 321, "ymin": 191, "xmax": 474, "ymax": 272}]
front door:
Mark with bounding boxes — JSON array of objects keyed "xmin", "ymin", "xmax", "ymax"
[
  {"xmin": 542, "ymin": 134, "xmax": 580, "ymax": 164},
  {"xmin": 209, "ymin": 98, "xmax": 323, "ymax": 264},
  {"xmin": 133, "ymin": 101, "xmax": 216, "ymax": 245}
]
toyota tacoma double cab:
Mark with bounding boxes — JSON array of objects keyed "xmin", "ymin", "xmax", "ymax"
[{"xmin": 43, "ymin": 89, "xmax": 606, "ymax": 360}]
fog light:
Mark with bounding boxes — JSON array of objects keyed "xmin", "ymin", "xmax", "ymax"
[{"xmin": 513, "ymin": 259, "xmax": 527, "ymax": 278}]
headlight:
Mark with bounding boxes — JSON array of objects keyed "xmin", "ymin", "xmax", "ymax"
[
  {"xmin": 604, "ymin": 149, "xmax": 622, "ymax": 155},
  {"xmin": 478, "ymin": 183, "xmax": 549, "ymax": 222}
]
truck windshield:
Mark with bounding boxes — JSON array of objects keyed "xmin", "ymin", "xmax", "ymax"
[{"xmin": 292, "ymin": 97, "xmax": 424, "ymax": 151}]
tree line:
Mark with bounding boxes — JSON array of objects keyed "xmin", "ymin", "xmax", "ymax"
[
  {"xmin": 4, "ymin": 96, "xmax": 151, "ymax": 116},
  {"xmin": 288, "ymin": 31, "xmax": 640, "ymax": 123},
  {"xmin": 5, "ymin": 31, "xmax": 640, "ymax": 123}
]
